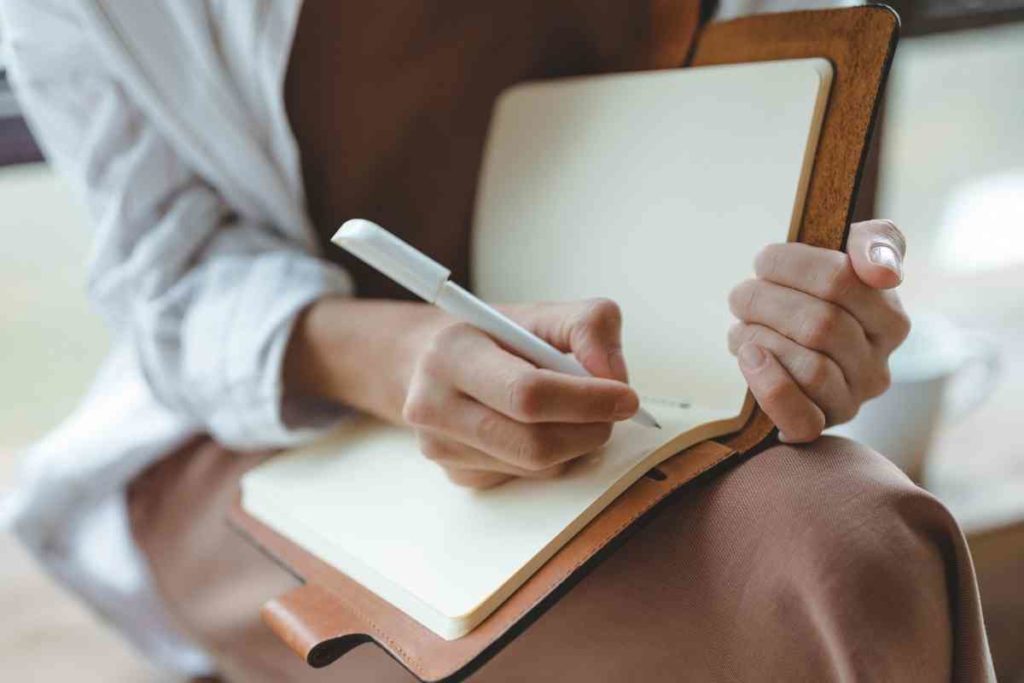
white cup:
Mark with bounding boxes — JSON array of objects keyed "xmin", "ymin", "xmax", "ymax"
[{"xmin": 829, "ymin": 312, "xmax": 1001, "ymax": 480}]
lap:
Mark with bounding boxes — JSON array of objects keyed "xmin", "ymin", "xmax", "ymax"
[{"xmin": 128, "ymin": 436, "xmax": 982, "ymax": 682}]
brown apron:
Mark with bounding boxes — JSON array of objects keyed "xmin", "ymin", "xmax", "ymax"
[
  {"xmin": 127, "ymin": 2, "xmax": 993, "ymax": 680},
  {"xmin": 287, "ymin": 0, "xmax": 701, "ymax": 296}
]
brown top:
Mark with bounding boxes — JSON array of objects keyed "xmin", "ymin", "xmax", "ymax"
[
  {"xmin": 262, "ymin": 5, "xmax": 899, "ymax": 680},
  {"xmin": 285, "ymin": 0, "xmax": 702, "ymax": 299}
]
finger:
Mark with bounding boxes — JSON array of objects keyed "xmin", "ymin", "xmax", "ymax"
[
  {"xmin": 847, "ymin": 219, "xmax": 906, "ymax": 289},
  {"xmin": 753, "ymin": 242, "xmax": 912, "ymax": 347},
  {"xmin": 406, "ymin": 390, "xmax": 614, "ymax": 470},
  {"xmin": 729, "ymin": 323, "xmax": 858, "ymax": 426},
  {"xmin": 444, "ymin": 469, "xmax": 513, "ymax": 490},
  {"xmin": 737, "ymin": 342, "xmax": 825, "ymax": 443},
  {"xmin": 752, "ymin": 243, "xmax": 912, "ymax": 351},
  {"xmin": 439, "ymin": 325, "xmax": 637, "ymax": 423},
  {"xmin": 729, "ymin": 279, "xmax": 872, "ymax": 376},
  {"xmin": 418, "ymin": 431, "xmax": 568, "ymax": 479},
  {"xmin": 506, "ymin": 298, "xmax": 630, "ymax": 381},
  {"xmin": 752, "ymin": 243, "xmax": 892, "ymax": 339}
]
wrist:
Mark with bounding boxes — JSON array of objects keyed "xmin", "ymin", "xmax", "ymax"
[{"xmin": 284, "ymin": 297, "xmax": 447, "ymax": 422}]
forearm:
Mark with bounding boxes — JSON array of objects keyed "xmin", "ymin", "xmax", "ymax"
[{"xmin": 284, "ymin": 297, "xmax": 445, "ymax": 423}]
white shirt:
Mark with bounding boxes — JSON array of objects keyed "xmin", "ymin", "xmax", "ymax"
[
  {"xmin": 1, "ymin": 0, "xmax": 347, "ymax": 674},
  {"xmin": 0, "ymin": 0, "xmax": 850, "ymax": 675}
]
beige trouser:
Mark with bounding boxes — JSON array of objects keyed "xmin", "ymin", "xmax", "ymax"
[{"xmin": 128, "ymin": 436, "xmax": 993, "ymax": 682}]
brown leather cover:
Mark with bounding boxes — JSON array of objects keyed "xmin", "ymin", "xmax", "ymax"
[
  {"xmin": 229, "ymin": 5, "xmax": 898, "ymax": 681},
  {"xmin": 708, "ymin": 5, "xmax": 899, "ymax": 453}
]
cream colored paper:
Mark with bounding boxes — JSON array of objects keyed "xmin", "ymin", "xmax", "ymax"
[
  {"xmin": 242, "ymin": 58, "xmax": 833, "ymax": 640},
  {"xmin": 474, "ymin": 58, "xmax": 833, "ymax": 411}
]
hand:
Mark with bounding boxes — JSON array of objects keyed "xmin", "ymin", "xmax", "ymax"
[
  {"xmin": 401, "ymin": 299, "xmax": 639, "ymax": 488},
  {"xmin": 285, "ymin": 297, "xmax": 637, "ymax": 489},
  {"xmin": 726, "ymin": 219, "xmax": 911, "ymax": 443}
]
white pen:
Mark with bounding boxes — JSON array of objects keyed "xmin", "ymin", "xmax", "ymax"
[{"xmin": 332, "ymin": 219, "xmax": 661, "ymax": 429}]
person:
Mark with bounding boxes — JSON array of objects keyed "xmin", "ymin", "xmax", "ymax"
[{"xmin": 0, "ymin": 0, "xmax": 993, "ymax": 680}]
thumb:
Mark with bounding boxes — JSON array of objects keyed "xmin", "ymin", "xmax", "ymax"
[{"xmin": 847, "ymin": 219, "xmax": 907, "ymax": 290}]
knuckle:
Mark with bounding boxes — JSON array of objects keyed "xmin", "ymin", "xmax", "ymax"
[
  {"xmin": 515, "ymin": 429, "xmax": 557, "ymax": 470},
  {"xmin": 419, "ymin": 331, "xmax": 459, "ymax": 376},
  {"xmin": 753, "ymin": 244, "xmax": 790, "ymax": 282},
  {"xmin": 891, "ymin": 307, "xmax": 912, "ymax": 346},
  {"xmin": 821, "ymin": 257, "xmax": 858, "ymax": 302},
  {"xmin": 728, "ymin": 279, "xmax": 760, "ymax": 317},
  {"xmin": 832, "ymin": 402, "xmax": 859, "ymax": 427},
  {"xmin": 800, "ymin": 353, "xmax": 834, "ymax": 389},
  {"xmin": 426, "ymin": 323, "xmax": 476, "ymax": 362},
  {"xmin": 584, "ymin": 297, "xmax": 622, "ymax": 327},
  {"xmin": 506, "ymin": 371, "xmax": 547, "ymax": 421},
  {"xmin": 401, "ymin": 389, "xmax": 435, "ymax": 427},
  {"xmin": 865, "ymin": 362, "xmax": 892, "ymax": 399},
  {"xmin": 824, "ymin": 388, "xmax": 859, "ymax": 426},
  {"xmin": 800, "ymin": 305, "xmax": 842, "ymax": 349},
  {"xmin": 416, "ymin": 351, "xmax": 445, "ymax": 379},
  {"xmin": 753, "ymin": 243, "xmax": 784, "ymax": 279},
  {"xmin": 434, "ymin": 321, "xmax": 473, "ymax": 345},
  {"xmin": 473, "ymin": 410, "xmax": 504, "ymax": 447},
  {"xmin": 746, "ymin": 324, "xmax": 771, "ymax": 348},
  {"xmin": 877, "ymin": 364, "xmax": 892, "ymax": 395},
  {"xmin": 425, "ymin": 327, "xmax": 454, "ymax": 356},
  {"xmin": 727, "ymin": 322, "xmax": 747, "ymax": 352}
]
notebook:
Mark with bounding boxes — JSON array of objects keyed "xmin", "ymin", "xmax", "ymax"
[{"xmin": 241, "ymin": 57, "xmax": 833, "ymax": 641}]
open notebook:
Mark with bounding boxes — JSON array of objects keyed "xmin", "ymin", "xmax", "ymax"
[{"xmin": 241, "ymin": 58, "xmax": 833, "ymax": 640}]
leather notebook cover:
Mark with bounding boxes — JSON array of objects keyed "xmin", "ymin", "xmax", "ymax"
[{"xmin": 229, "ymin": 5, "xmax": 899, "ymax": 681}]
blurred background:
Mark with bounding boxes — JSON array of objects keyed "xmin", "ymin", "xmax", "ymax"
[{"xmin": 1, "ymin": 2, "xmax": 1022, "ymax": 681}]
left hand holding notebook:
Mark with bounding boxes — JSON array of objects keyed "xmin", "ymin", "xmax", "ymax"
[{"xmin": 727, "ymin": 219, "xmax": 911, "ymax": 443}]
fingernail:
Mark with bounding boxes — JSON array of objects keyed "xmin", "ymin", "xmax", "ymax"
[
  {"xmin": 738, "ymin": 343, "xmax": 766, "ymax": 371},
  {"xmin": 869, "ymin": 241, "xmax": 903, "ymax": 282},
  {"xmin": 778, "ymin": 431, "xmax": 794, "ymax": 443},
  {"xmin": 607, "ymin": 348, "xmax": 629, "ymax": 382}
]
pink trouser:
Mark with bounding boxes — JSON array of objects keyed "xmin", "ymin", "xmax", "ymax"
[{"xmin": 128, "ymin": 436, "xmax": 993, "ymax": 681}]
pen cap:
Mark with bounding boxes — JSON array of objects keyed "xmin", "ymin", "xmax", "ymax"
[{"xmin": 332, "ymin": 219, "xmax": 451, "ymax": 302}]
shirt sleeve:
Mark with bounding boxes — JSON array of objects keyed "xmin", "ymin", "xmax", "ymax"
[{"xmin": 2, "ymin": 4, "xmax": 352, "ymax": 449}]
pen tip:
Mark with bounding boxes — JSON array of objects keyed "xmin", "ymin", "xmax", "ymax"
[{"xmin": 632, "ymin": 407, "xmax": 661, "ymax": 429}]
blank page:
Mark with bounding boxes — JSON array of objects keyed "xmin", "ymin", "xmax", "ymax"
[
  {"xmin": 473, "ymin": 58, "xmax": 833, "ymax": 412},
  {"xmin": 242, "ymin": 404, "xmax": 736, "ymax": 640},
  {"xmin": 241, "ymin": 58, "xmax": 832, "ymax": 642}
]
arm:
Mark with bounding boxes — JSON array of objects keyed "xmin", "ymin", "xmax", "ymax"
[
  {"xmin": 4, "ymin": 4, "xmax": 638, "ymax": 484},
  {"xmin": 3, "ymin": 3, "xmax": 350, "ymax": 448}
]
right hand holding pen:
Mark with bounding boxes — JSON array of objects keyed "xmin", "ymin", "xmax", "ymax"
[{"xmin": 402, "ymin": 298, "xmax": 640, "ymax": 489}]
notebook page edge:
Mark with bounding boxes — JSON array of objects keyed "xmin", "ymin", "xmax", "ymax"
[{"xmin": 239, "ymin": 407, "xmax": 747, "ymax": 641}]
